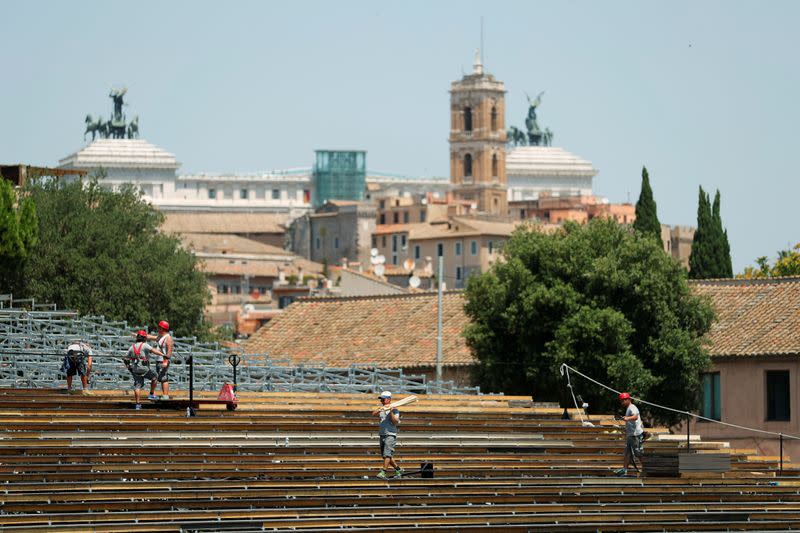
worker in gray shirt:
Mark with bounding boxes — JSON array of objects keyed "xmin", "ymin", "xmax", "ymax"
[
  {"xmin": 372, "ymin": 391, "xmax": 405, "ymax": 479},
  {"xmin": 615, "ymin": 392, "xmax": 645, "ymax": 476}
]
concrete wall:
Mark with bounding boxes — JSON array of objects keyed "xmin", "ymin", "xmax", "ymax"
[{"xmin": 688, "ymin": 356, "xmax": 800, "ymax": 460}]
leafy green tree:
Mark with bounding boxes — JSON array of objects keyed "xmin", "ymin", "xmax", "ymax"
[
  {"xmin": 740, "ymin": 243, "xmax": 800, "ymax": 278},
  {"xmin": 0, "ymin": 177, "xmax": 38, "ymax": 291},
  {"xmin": 464, "ymin": 218, "xmax": 714, "ymax": 423},
  {"xmin": 633, "ymin": 166, "xmax": 661, "ymax": 240},
  {"xmin": 20, "ymin": 175, "xmax": 211, "ymax": 338}
]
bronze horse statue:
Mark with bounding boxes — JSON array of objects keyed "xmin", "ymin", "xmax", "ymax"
[
  {"xmin": 127, "ymin": 116, "xmax": 139, "ymax": 139},
  {"xmin": 84, "ymin": 115, "xmax": 107, "ymax": 141}
]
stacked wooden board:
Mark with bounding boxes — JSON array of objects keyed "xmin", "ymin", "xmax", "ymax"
[{"xmin": 0, "ymin": 388, "xmax": 798, "ymax": 531}]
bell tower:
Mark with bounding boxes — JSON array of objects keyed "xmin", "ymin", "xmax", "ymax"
[{"xmin": 449, "ymin": 50, "xmax": 507, "ymax": 215}]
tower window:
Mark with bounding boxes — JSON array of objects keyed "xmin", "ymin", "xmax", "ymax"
[
  {"xmin": 464, "ymin": 154, "xmax": 473, "ymax": 177},
  {"xmin": 463, "ymin": 107, "xmax": 472, "ymax": 132},
  {"xmin": 492, "ymin": 154, "xmax": 499, "ymax": 178},
  {"xmin": 491, "ymin": 106, "xmax": 498, "ymax": 131}
]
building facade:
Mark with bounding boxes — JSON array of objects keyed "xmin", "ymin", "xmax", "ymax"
[
  {"xmin": 449, "ymin": 53, "xmax": 508, "ymax": 216},
  {"xmin": 313, "ymin": 150, "xmax": 366, "ymax": 208},
  {"xmin": 688, "ymin": 277, "xmax": 800, "ymax": 461},
  {"xmin": 506, "ymin": 146, "xmax": 597, "ymax": 201},
  {"xmin": 372, "ymin": 217, "xmax": 519, "ymax": 288},
  {"xmin": 289, "ymin": 200, "xmax": 377, "ymax": 267}
]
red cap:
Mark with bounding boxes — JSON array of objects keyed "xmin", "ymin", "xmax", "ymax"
[
  {"xmin": 619, "ymin": 392, "xmax": 631, "ymax": 400},
  {"xmin": 136, "ymin": 330, "xmax": 147, "ymax": 338},
  {"xmin": 158, "ymin": 320, "xmax": 170, "ymax": 331}
]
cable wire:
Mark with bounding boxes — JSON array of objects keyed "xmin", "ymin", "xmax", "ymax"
[{"xmin": 560, "ymin": 363, "xmax": 800, "ymax": 441}]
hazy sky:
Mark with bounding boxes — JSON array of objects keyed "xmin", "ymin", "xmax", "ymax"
[{"xmin": 2, "ymin": 1, "xmax": 798, "ymax": 271}]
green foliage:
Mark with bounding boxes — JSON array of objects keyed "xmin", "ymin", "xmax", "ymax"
[
  {"xmin": 633, "ymin": 166, "xmax": 661, "ymax": 240},
  {"xmin": 464, "ymin": 218, "xmax": 715, "ymax": 424},
  {"xmin": 689, "ymin": 187, "xmax": 732, "ymax": 279},
  {"xmin": 286, "ymin": 274, "xmax": 299, "ymax": 285},
  {"xmin": 740, "ymin": 243, "xmax": 800, "ymax": 278},
  {"xmin": 18, "ymin": 174, "xmax": 211, "ymax": 338},
  {"xmin": 0, "ymin": 177, "xmax": 39, "ymax": 291},
  {"xmin": 711, "ymin": 191, "xmax": 733, "ymax": 277}
]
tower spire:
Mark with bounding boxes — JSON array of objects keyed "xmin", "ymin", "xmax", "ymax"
[{"xmin": 473, "ymin": 48, "xmax": 483, "ymax": 75}]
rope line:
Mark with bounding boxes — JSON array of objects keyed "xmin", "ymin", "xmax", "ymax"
[
  {"xmin": 560, "ymin": 363, "xmax": 800, "ymax": 441},
  {"xmin": 562, "ymin": 365, "xmax": 587, "ymax": 425}
]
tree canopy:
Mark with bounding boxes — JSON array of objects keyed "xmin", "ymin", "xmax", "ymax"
[
  {"xmin": 463, "ymin": 218, "xmax": 715, "ymax": 423},
  {"xmin": 15, "ymin": 175, "xmax": 211, "ymax": 338},
  {"xmin": 740, "ymin": 243, "xmax": 800, "ymax": 278},
  {"xmin": 633, "ymin": 166, "xmax": 661, "ymax": 240},
  {"xmin": 689, "ymin": 186, "xmax": 732, "ymax": 279},
  {"xmin": 0, "ymin": 177, "xmax": 39, "ymax": 290}
]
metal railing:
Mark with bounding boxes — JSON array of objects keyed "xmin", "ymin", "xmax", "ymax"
[{"xmin": 0, "ymin": 294, "xmax": 481, "ymax": 395}]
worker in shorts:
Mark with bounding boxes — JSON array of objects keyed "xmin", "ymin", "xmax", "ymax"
[
  {"xmin": 148, "ymin": 320, "xmax": 173, "ymax": 400},
  {"xmin": 124, "ymin": 330, "xmax": 164, "ymax": 410},
  {"xmin": 62, "ymin": 341, "xmax": 93, "ymax": 391},
  {"xmin": 615, "ymin": 392, "xmax": 644, "ymax": 476},
  {"xmin": 372, "ymin": 391, "xmax": 405, "ymax": 479}
]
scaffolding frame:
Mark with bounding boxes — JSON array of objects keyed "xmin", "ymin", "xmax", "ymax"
[{"xmin": 0, "ymin": 294, "xmax": 480, "ymax": 395}]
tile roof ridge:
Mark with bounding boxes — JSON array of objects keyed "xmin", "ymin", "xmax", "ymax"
[
  {"xmin": 690, "ymin": 276, "xmax": 800, "ymax": 286},
  {"xmin": 298, "ymin": 289, "xmax": 464, "ymax": 304}
]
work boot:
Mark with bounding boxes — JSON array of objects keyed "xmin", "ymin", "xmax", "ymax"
[
  {"xmin": 134, "ymin": 404, "xmax": 142, "ymax": 410},
  {"xmin": 393, "ymin": 468, "xmax": 405, "ymax": 478},
  {"xmin": 376, "ymin": 470, "xmax": 387, "ymax": 479},
  {"xmin": 160, "ymin": 395, "xmax": 170, "ymax": 400},
  {"xmin": 613, "ymin": 468, "xmax": 627, "ymax": 477},
  {"xmin": 148, "ymin": 394, "xmax": 158, "ymax": 401}
]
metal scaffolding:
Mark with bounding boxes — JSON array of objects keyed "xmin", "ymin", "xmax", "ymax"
[{"xmin": 0, "ymin": 294, "xmax": 480, "ymax": 395}]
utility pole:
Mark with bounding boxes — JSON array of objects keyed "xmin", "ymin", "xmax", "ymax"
[{"xmin": 436, "ymin": 255, "xmax": 443, "ymax": 385}]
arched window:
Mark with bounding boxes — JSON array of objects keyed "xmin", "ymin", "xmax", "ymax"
[
  {"xmin": 463, "ymin": 107, "xmax": 472, "ymax": 132},
  {"xmin": 491, "ymin": 154, "xmax": 498, "ymax": 178},
  {"xmin": 491, "ymin": 106, "xmax": 497, "ymax": 131},
  {"xmin": 464, "ymin": 154, "xmax": 473, "ymax": 177}
]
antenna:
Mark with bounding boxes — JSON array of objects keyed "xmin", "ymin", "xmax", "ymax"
[{"xmin": 480, "ymin": 16, "xmax": 484, "ymax": 66}]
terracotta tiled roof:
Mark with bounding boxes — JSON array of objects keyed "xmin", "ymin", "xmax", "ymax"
[
  {"xmin": 181, "ymin": 233, "xmax": 291, "ymax": 256},
  {"xmin": 691, "ymin": 277, "xmax": 800, "ymax": 357},
  {"xmin": 373, "ymin": 224, "xmax": 413, "ymax": 235},
  {"xmin": 244, "ymin": 291, "xmax": 473, "ymax": 367},
  {"xmin": 162, "ymin": 212, "xmax": 287, "ymax": 234}
]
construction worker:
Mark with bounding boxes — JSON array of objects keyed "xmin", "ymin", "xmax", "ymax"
[
  {"xmin": 148, "ymin": 320, "xmax": 173, "ymax": 400},
  {"xmin": 372, "ymin": 391, "xmax": 405, "ymax": 479},
  {"xmin": 125, "ymin": 330, "xmax": 164, "ymax": 410},
  {"xmin": 62, "ymin": 341, "xmax": 93, "ymax": 391},
  {"xmin": 615, "ymin": 392, "xmax": 644, "ymax": 476}
]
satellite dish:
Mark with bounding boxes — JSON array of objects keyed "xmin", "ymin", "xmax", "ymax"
[
  {"xmin": 243, "ymin": 304, "xmax": 255, "ymax": 313},
  {"xmin": 403, "ymin": 259, "xmax": 414, "ymax": 270},
  {"xmin": 370, "ymin": 255, "xmax": 380, "ymax": 265},
  {"xmin": 370, "ymin": 248, "xmax": 379, "ymax": 257},
  {"xmin": 374, "ymin": 264, "xmax": 385, "ymax": 276},
  {"xmin": 376, "ymin": 255, "xmax": 386, "ymax": 264},
  {"xmin": 409, "ymin": 275, "xmax": 421, "ymax": 288}
]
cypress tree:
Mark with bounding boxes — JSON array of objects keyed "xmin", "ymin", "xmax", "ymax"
[
  {"xmin": 633, "ymin": 166, "xmax": 662, "ymax": 240},
  {"xmin": 689, "ymin": 187, "xmax": 712, "ymax": 279},
  {"xmin": 711, "ymin": 190, "xmax": 733, "ymax": 278}
]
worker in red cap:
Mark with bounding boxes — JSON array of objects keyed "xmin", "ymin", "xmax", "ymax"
[
  {"xmin": 148, "ymin": 320, "xmax": 174, "ymax": 401},
  {"xmin": 125, "ymin": 330, "xmax": 164, "ymax": 409},
  {"xmin": 615, "ymin": 392, "xmax": 644, "ymax": 476}
]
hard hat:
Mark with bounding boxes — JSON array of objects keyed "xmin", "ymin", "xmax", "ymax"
[
  {"xmin": 158, "ymin": 320, "xmax": 170, "ymax": 331},
  {"xmin": 619, "ymin": 392, "xmax": 631, "ymax": 400},
  {"xmin": 379, "ymin": 391, "xmax": 392, "ymax": 399},
  {"xmin": 135, "ymin": 330, "xmax": 148, "ymax": 340}
]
